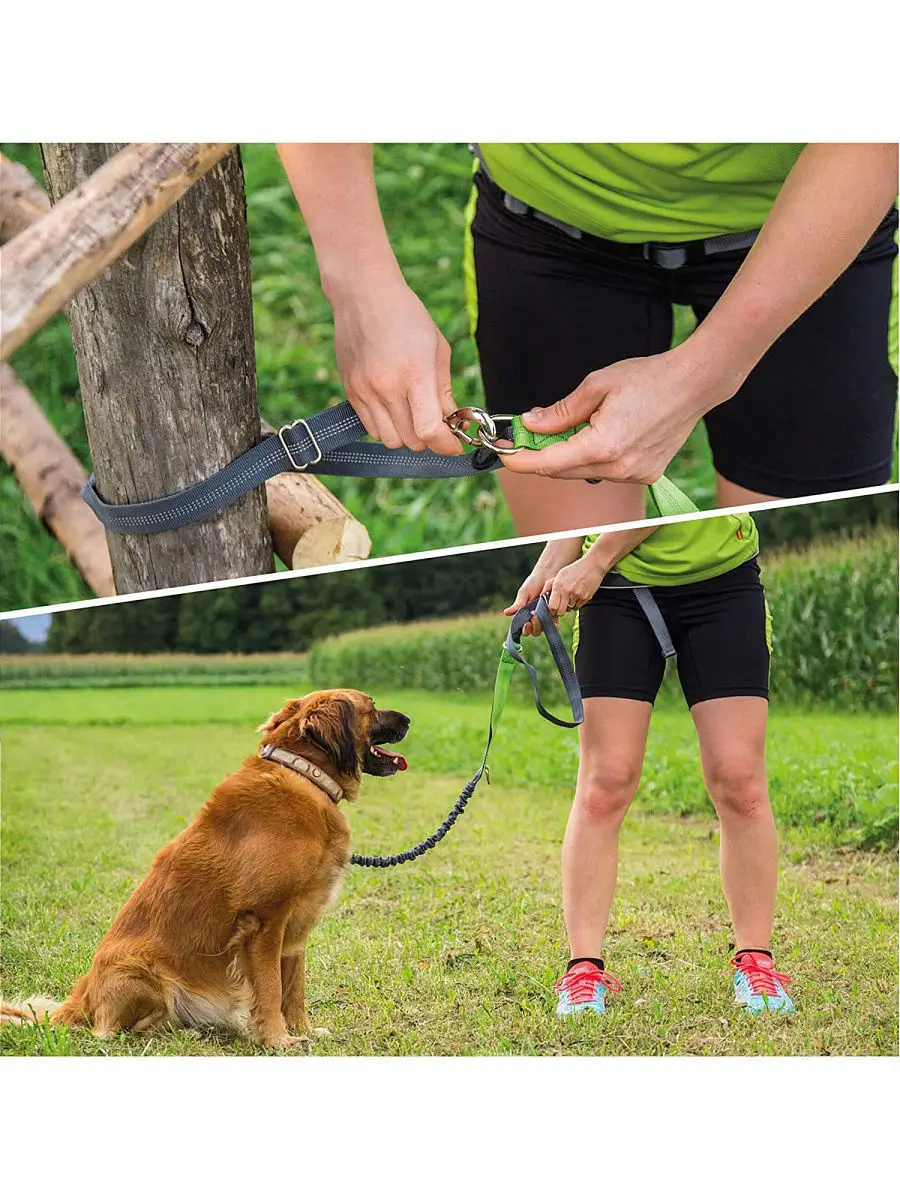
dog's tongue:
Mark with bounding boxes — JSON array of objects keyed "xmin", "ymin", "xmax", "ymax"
[{"xmin": 375, "ymin": 746, "xmax": 408, "ymax": 771}]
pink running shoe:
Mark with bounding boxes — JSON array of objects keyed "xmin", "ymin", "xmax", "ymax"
[
  {"xmin": 555, "ymin": 960, "xmax": 622, "ymax": 1016},
  {"xmin": 731, "ymin": 951, "xmax": 795, "ymax": 1014}
]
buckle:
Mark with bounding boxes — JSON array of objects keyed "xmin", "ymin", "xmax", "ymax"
[
  {"xmin": 642, "ymin": 242, "xmax": 688, "ymax": 270},
  {"xmin": 444, "ymin": 408, "xmax": 522, "ymax": 456},
  {"xmin": 277, "ymin": 418, "xmax": 323, "ymax": 471}
]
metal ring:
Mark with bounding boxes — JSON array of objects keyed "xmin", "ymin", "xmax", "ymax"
[
  {"xmin": 444, "ymin": 407, "xmax": 497, "ymax": 447},
  {"xmin": 445, "ymin": 408, "xmax": 523, "ymax": 455},
  {"xmin": 476, "ymin": 427, "xmax": 523, "ymax": 456},
  {"xmin": 278, "ymin": 418, "xmax": 323, "ymax": 472}
]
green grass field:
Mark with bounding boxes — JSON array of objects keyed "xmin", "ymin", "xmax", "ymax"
[{"xmin": 2, "ymin": 684, "xmax": 896, "ymax": 1056}]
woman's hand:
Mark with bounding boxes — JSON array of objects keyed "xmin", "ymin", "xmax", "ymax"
[
  {"xmin": 543, "ymin": 555, "xmax": 608, "ymax": 618},
  {"xmin": 277, "ymin": 144, "xmax": 462, "ymax": 456},
  {"xmin": 503, "ymin": 573, "xmax": 546, "ymax": 637},
  {"xmin": 501, "ymin": 144, "xmax": 899, "ymax": 484},
  {"xmin": 501, "ymin": 342, "xmax": 740, "ymax": 484},
  {"xmin": 331, "ymin": 275, "xmax": 462, "ymax": 454},
  {"xmin": 504, "ymin": 549, "xmax": 606, "ymax": 636}
]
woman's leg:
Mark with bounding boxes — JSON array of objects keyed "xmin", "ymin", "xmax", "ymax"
[
  {"xmin": 690, "ymin": 696, "xmax": 776, "ymax": 949},
  {"xmin": 500, "ymin": 476, "xmax": 646, "ymax": 538},
  {"xmin": 562, "ymin": 696, "xmax": 654, "ymax": 957}
]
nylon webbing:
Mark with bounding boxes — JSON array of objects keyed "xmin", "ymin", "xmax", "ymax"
[{"xmin": 82, "ymin": 404, "xmax": 699, "ymax": 534}]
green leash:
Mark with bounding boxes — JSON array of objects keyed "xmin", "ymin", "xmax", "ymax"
[{"xmin": 509, "ymin": 416, "xmax": 699, "ymax": 520}]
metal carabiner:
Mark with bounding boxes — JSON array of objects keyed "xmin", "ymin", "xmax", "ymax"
[{"xmin": 444, "ymin": 408, "xmax": 523, "ymax": 455}]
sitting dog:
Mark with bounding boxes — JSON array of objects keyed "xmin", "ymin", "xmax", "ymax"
[{"xmin": 1, "ymin": 690, "xmax": 409, "ymax": 1049}]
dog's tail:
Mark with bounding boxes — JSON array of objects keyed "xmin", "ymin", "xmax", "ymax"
[{"xmin": 1, "ymin": 983, "xmax": 87, "ymax": 1027}]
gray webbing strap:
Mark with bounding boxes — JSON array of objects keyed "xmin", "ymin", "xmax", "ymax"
[
  {"xmin": 633, "ymin": 588, "xmax": 676, "ymax": 658},
  {"xmin": 506, "ymin": 594, "xmax": 584, "ymax": 728},
  {"xmin": 81, "ymin": 402, "xmax": 490, "ymax": 535},
  {"xmin": 600, "ymin": 573, "xmax": 676, "ymax": 659}
]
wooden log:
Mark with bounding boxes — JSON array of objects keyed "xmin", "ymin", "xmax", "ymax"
[
  {"xmin": 259, "ymin": 420, "xmax": 371, "ymax": 567},
  {"xmin": 0, "ymin": 152, "xmax": 50, "ymax": 242},
  {"xmin": 0, "ymin": 363, "xmax": 115, "ymax": 597},
  {"xmin": 1, "ymin": 142, "xmax": 233, "ymax": 359},
  {"xmin": 40, "ymin": 143, "xmax": 273, "ymax": 594}
]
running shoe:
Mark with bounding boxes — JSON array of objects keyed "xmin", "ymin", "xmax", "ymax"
[
  {"xmin": 731, "ymin": 951, "xmax": 795, "ymax": 1014},
  {"xmin": 555, "ymin": 961, "xmax": 622, "ymax": 1016}
]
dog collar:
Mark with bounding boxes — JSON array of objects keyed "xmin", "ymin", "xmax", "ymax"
[{"xmin": 259, "ymin": 745, "xmax": 343, "ymax": 804}]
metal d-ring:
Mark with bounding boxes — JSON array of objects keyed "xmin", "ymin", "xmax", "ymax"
[
  {"xmin": 278, "ymin": 418, "xmax": 323, "ymax": 471},
  {"xmin": 444, "ymin": 408, "xmax": 523, "ymax": 455}
]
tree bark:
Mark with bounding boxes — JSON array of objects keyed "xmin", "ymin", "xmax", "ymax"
[
  {"xmin": 0, "ymin": 364, "xmax": 115, "ymax": 598},
  {"xmin": 0, "ymin": 152, "xmax": 51, "ymax": 242},
  {"xmin": 40, "ymin": 143, "xmax": 273, "ymax": 594},
  {"xmin": 1, "ymin": 143, "xmax": 233, "ymax": 359}
]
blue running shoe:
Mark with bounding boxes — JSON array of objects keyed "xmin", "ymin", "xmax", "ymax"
[
  {"xmin": 731, "ymin": 951, "xmax": 795, "ymax": 1014},
  {"xmin": 555, "ymin": 961, "xmax": 622, "ymax": 1016}
]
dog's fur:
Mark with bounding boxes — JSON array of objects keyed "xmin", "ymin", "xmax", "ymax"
[{"xmin": 1, "ymin": 690, "xmax": 409, "ymax": 1049}]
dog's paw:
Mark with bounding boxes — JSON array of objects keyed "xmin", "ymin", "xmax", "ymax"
[{"xmin": 271, "ymin": 1032, "xmax": 312, "ymax": 1052}]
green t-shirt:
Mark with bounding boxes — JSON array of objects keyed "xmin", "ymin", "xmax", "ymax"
[
  {"xmin": 478, "ymin": 143, "xmax": 805, "ymax": 243},
  {"xmin": 584, "ymin": 510, "xmax": 759, "ymax": 587}
]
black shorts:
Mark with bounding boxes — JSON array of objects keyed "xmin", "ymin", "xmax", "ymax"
[
  {"xmin": 469, "ymin": 171, "xmax": 898, "ymax": 497},
  {"xmin": 574, "ymin": 560, "xmax": 770, "ymax": 708}
]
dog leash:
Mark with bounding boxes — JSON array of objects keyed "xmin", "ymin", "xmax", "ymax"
[
  {"xmin": 81, "ymin": 405, "xmax": 698, "ymax": 534},
  {"xmin": 350, "ymin": 585, "xmax": 674, "ymax": 868}
]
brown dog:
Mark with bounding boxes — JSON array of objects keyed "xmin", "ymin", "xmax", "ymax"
[{"xmin": 2, "ymin": 690, "xmax": 410, "ymax": 1049}]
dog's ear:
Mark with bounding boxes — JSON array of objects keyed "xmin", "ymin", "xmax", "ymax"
[
  {"xmin": 301, "ymin": 697, "xmax": 359, "ymax": 778},
  {"xmin": 257, "ymin": 699, "xmax": 303, "ymax": 736}
]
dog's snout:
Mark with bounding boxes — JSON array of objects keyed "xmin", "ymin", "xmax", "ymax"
[{"xmin": 375, "ymin": 709, "xmax": 411, "ymax": 741}]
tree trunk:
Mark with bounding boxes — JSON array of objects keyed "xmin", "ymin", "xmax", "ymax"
[{"xmin": 40, "ymin": 143, "xmax": 273, "ymax": 594}]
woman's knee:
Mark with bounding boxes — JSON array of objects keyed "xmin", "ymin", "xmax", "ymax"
[
  {"xmin": 575, "ymin": 760, "xmax": 641, "ymax": 822},
  {"xmin": 705, "ymin": 758, "xmax": 769, "ymax": 818}
]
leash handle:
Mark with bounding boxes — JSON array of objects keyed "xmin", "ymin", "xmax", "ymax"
[{"xmin": 506, "ymin": 594, "xmax": 584, "ymax": 729}]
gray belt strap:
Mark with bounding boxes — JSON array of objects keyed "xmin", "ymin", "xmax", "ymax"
[
  {"xmin": 470, "ymin": 145, "xmax": 757, "ymax": 266},
  {"xmin": 600, "ymin": 573, "xmax": 676, "ymax": 659},
  {"xmin": 634, "ymin": 587, "xmax": 676, "ymax": 658},
  {"xmin": 81, "ymin": 401, "xmax": 490, "ymax": 535}
]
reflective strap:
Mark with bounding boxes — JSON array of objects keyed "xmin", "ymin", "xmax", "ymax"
[
  {"xmin": 82, "ymin": 403, "xmax": 700, "ymax": 535},
  {"xmin": 82, "ymin": 401, "xmax": 491, "ymax": 535}
]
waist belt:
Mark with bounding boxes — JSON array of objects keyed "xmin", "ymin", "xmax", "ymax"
[{"xmin": 470, "ymin": 146, "xmax": 759, "ymax": 269}]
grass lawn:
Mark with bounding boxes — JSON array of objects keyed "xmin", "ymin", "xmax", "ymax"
[{"xmin": 2, "ymin": 686, "xmax": 896, "ymax": 1056}]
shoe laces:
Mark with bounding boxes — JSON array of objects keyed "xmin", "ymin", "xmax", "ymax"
[
  {"xmin": 731, "ymin": 953, "xmax": 792, "ymax": 997},
  {"xmin": 555, "ymin": 962, "xmax": 622, "ymax": 1003}
]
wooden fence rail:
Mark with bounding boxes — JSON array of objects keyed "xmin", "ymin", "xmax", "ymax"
[{"xmin": 1, "ymin": 143, "xmax": 234, "ymax": 360}]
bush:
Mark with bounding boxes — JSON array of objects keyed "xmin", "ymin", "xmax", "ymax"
[{"xmin": 307, "ymin": 531, "xmax": 898, "ymax": 712}]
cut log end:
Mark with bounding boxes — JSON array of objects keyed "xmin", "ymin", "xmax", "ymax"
[{"xmin": 290, "ymin": 517, "xmax": 372, "ymax": 569}]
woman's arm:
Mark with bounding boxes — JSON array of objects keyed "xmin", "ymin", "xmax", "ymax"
[
  {"xmin": 276, "ymin": 144, "xmax": 461, "ymax": 454},
  {"xmin": 505, "ymin": 525, "xmax": 659, "ymax": 634},
  {"xmin": 502, "ymin": 143, "xmax": 899, "ymax": 483}
]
